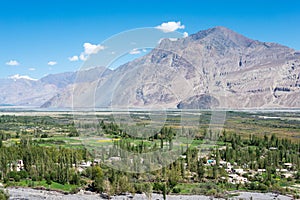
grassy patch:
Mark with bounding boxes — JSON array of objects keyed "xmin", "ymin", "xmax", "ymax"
[
  {"xmin": 175, "ymin": 183, "xmax": 200, "ymax": 194},
  {"xmin": 5, "ymin": 180, "xmax": 79, "ymax": 192}
]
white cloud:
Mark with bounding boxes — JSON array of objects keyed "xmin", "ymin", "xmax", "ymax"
[
  {"xmin": 156, "ymin": 21, "xmax": 185, "ymax": 33},
  {"xmin": 79, "ymin": 54, "xmax": 87, "ymax": 61},
  {"xmin": 28, "ymin": 68, "xmax": 36, "ymax": 71},
  {"xmin": 69, "ymin": 42, "xmax": 106, "ymax": 62},
  {"xmin": 9, "ymin": 74, "xmax": 38, "ymax": 81},
  {"xmin": 79, "ymin": 42, "xmax": 106, "ymax": 61},
  {"xmin": 6, "ymin": 60, "xmax": 20, "ymax": 66},
  {"xmin": 183, "ymin": 32, "xmax": 189, "ymax": 38},
  {"xmin": 68, "ymin": 55, "xmax": 79, "ymax": 61},
  {"xmin": 83, "ymin": 43, "xmax": 105, "ymax": 54},
  {"xmin": 129, "ymin": 48, "xmax": 141, "ymax": 55},
  {"xmin": 48, "ymin": 61, "xmax": 57, "ymax": 66}
]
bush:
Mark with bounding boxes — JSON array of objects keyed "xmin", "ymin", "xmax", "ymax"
[
  {"xmin": 0, "ymin": 189, "xmax": 9, "ymax": 200},
  {"xmin": 191, "ymin": 187, "xmax": 203, "ymax": 195},
  {"xmin": 37, "ymin": 176, "xmax": 43, "ymax": 181},
  {"xmin": 14, "ymin": 174, "xmax": 21, "ymax": 182},
  {"xmin": 70, "ymin": 173, "xmax": 80, "ymax": 185},
  {"xmin": 293, "ymin": 194, "xmax": 300, "ymax": 199},
  {"xmin": 18, "ymin": 170, "xmax": 28, "ymax": 179},
  {"xmin": 287, "ymin": 177, "xmax": 293, "ymax": 182},
  {"xmin": 27, "ymin": 180, "xmax": 35, "ymax": 187},
  {"xmin": 80, "ymin": 179, "xmax": 87, "ymax": 186},
  {"xmin": 45, "ymin": 175, "xmax": 52, "ymax": 186},
  {"xmin": 206, "ymin": 189, "xmax": 217, "ymax": 196},
  {"xmin": 7, "ymin": 171, "xmax": 17, "ymax": 179},
  {"xmin": 7, "ymin": 171, "xmax": 21, "ymax": 182},
  {"xmin": 134, "ymin": 183, "xmax": 145, "ymax": 194},
  {"xmin": 172, "ymin": 187, "xmax": 181, "ymax": 193},
  {"xmin": 258, "ymin": 183, "xmax": 268, "ymax": 191},
  {"xmin": 31, "ymin": 175, "xmax": 37, "ymax": 181},
  {"xmin": 70, "ymin": 187, "xmax": 79, "ymax": 194},
  {"xmin": 3, "ymin": 177, "xmax": 8, "ymax": 184},
  {"xmin": 153, "ymin": 182, "xmax": 164, "ymax": 192},
  {"xmin": 247, "ymin": 182, "xmax": 257, "ymax": 190}
]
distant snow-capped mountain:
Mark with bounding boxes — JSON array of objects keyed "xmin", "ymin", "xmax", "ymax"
[{"xmin": 9, "ymin": 74, "xmax": 38, "ymax": 81}]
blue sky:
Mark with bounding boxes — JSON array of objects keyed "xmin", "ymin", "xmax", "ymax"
[{"xmin": 1, "ymin": 0, "xmax": 300, "ymax": 79}]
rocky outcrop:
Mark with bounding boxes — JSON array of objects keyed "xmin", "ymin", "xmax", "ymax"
[{"xmin": 177, "ymin": 94, "xmax": 219, "ymax": 109}]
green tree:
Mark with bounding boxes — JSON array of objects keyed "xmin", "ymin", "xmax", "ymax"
[
  {"xmin": 144, "ymin": 183, "xmax": 152, "ymax": 200},
  {"xmin": 162, "ymin": 183, "xmax": 167, "ymax": 200},
  {"xmin": 213, "ymin": 165, "xmax": 218, "ymax": 180},
  {"xmin": 70, "ymin": 171, "xmax": 80, "ymax": 185},
  {"xmin": 45, "ymin": 174, "xmax": 52, "ymax": 187},
  {"xmin": 197, "ymin": 160, "xmax": 205, "ymax": 181},
  {"xmin": 0, "ymin": 189, "xmax": 9, "ymax": 200},
  {"xmin": 92, "ymin": 166, "xmax": 104, "ymax": 192}
]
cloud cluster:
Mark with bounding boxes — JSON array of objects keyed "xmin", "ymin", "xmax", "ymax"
[
  {"xmin": 129, "ymin": 48, "xmax": 147, "ymax": 55},
  {"xmin": 6, "ymin": 60, "xmax": 20, "ymax": 66},
  {"xmin": 48, "ymin": 61, "xmax": 57, "ymax": 66},
  {"xmin": 68, "ymin": 22, "xmax": 186, "ymax": 63},
  {"xmin": 156, "ymin": 21, "xmax": 185, "ymax": 33},
  {"xmin": 5, "ymin": 60, "xmax": 36, "ymax": 73},
  {"xmin": 84, "ymin": 43, "xmax": 105, "ymax": 54},
  {"xmin": 129, "ymin": 48, "xmax": 141, "ymax": 55},
  {"xmin": 69, "ymin": 42, "xmax": 105, "ymax": 61},
  {"xmin": 68, "ymin": 55, "xmax": 79, "ymax": 61}
]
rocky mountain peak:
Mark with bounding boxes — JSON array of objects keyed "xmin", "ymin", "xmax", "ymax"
[{"xmin": 190, "ymin": 26, "xmax": 254, "ymax": 48}]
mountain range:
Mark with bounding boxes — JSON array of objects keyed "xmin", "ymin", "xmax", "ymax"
[{"xmin": 1, "ymin": 26, "xmax": 300, "ymax": 109}]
